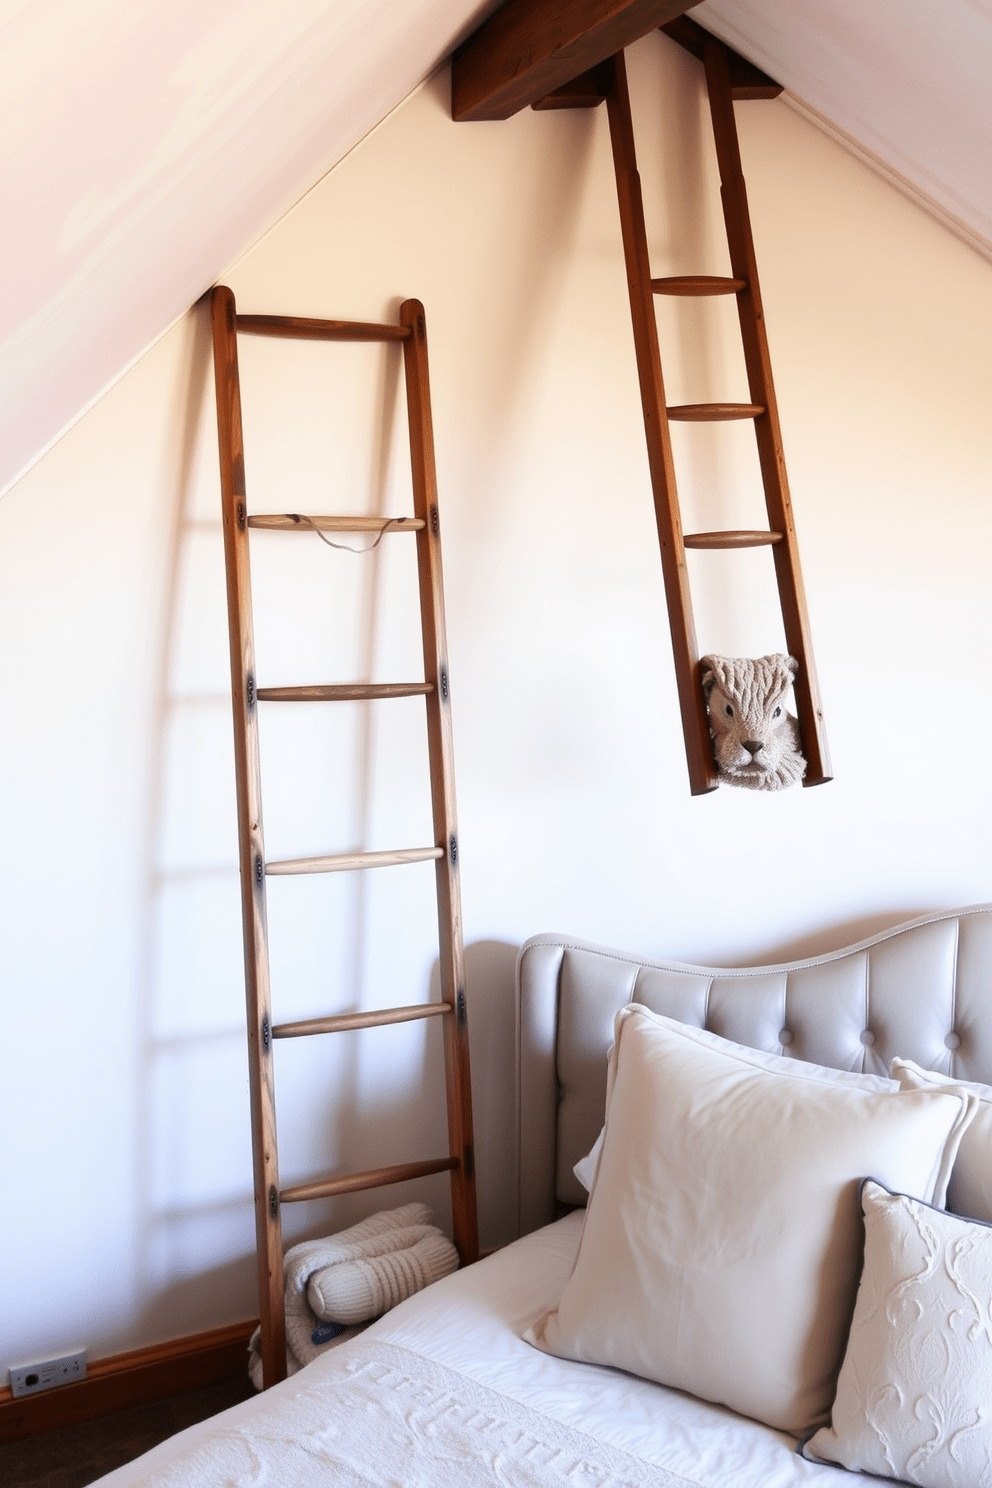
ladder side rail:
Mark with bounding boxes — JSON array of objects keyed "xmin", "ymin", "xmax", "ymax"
[
  {"xmin": 210, "ymin": 286, "xmax": 288, "ymax": 1388},
  {"xmin": 400, "ymin": 298, "xmax": 480, "ymax": 1264},
  {"xmin": 604, "ymin": 54, "xmax": 718, "ymax": 796},
  {"xmin": 702, "ymin": 42, "xmax": 832, "ymax": 785}
]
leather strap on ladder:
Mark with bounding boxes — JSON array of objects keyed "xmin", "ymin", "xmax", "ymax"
[
  {"xmin": 604, "ymin": 41, "xmax": 832, "ymax": 795},
  {"xmin": 210, "ymin": 288, "xmax": 478, "ymax": 1389}
]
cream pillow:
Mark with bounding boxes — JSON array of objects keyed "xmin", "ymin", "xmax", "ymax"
[
  {"xmin": 892, "ymin": 1058, "xmax": 992, "ymax": 1221},
  {"xmin": 802, "ymin": 1180, "xmax": 992, "ymax": 1487},
  {"xmin": 526, "ymin": 1005, "xmax": 977, "ymax": 1437},
  {"xmin": 573, "ymin": 1031, "xmax": 897, "ymax": 1192}
]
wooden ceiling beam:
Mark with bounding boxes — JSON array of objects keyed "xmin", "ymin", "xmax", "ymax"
[
  {"xmin": 451, "ymin": 0, "xmax": 700, "ymax": 121},
  {"xmin": 661, "ymin": 15, "xmax": 782, "ymax": 99},
  {"xmin": 532, "ymin": 17, "xmax": 783, "ymax": 113}
]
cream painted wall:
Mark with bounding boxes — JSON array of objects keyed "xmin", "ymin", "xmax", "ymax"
[{"xmin": 1, "ymin": 33, "xmax": 990, "ymax": 1368}]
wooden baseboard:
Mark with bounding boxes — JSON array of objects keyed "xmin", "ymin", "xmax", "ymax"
[{"xmin": 0, "ymin": 1319, "xmax": 258, "ymax": 1442}]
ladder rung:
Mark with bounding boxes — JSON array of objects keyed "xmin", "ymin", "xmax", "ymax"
[
  {"xmin": 683, "ymin": 529, "xmax": 783, "ymax": 549},
  {"xmin": 273, "ymin": 1001, "xmax": 452, "ymax": 1039},
  {"xmin": 667, "ymin": 402, "xmax": 764, "ymax": 421},
  {"xmin": 652, "ymin": 275, "xmax": 747, "ymax": 295},
  {"xmin": 280, "ymin": 1156, "xmax": 459, "ymax": 1206},
  {"xmin": 247, "ymin": 514, "xmax": 424, "ymax": 533},
  {"xmin": 266, "ymin": 846, "xmax": 444, "ymax": 876},
  {"xmin": 236, "ymin": 314, "xmax": 411, "ymax": 343},
  {"xmin": 257, "ymin": 683, "xmax": 433, "ymax": 703}
]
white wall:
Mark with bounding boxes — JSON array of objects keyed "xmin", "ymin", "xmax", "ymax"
[{"xmin": 1, "ymin": 33, "xmax": 990, "ymax": 1369}]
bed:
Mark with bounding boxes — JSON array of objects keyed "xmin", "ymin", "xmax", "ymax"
[{"xmin": 96, "ymin": 904, "xmax": 992, "ymax": 1487}]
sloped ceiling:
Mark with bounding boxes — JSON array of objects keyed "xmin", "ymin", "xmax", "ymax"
[
  {"xmin": 0, "ymin": 0, "xmax": 500, "ymax": 496},
  {"xmin": 2, "ymin": 0, "xmax": 990, "ymax": 498},
  {"xmin": 695, "ymin": 0, "xmax": 992, "ymax": 259}
]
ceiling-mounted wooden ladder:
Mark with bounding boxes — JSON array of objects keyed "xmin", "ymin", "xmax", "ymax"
[
  {"xmin": 610, "ymin": 36, "xmax": 830, "ymax": 795},
  {"xmin": 540, "ymin": 25, "xmax": 831, "ymax": 795},
  {"xmin": 210, "ymin": 287, "xmax": 478, "ymax": 1390}
]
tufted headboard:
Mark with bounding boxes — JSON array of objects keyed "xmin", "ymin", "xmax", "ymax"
[{"xmin": 515, "ymin": 904, "xmax": 992, "ymax": 1238}]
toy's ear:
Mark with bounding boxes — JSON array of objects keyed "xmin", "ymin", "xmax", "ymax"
[{"xmin": 700, "ymin": 656, "xmax": 717, "ymax": 700}]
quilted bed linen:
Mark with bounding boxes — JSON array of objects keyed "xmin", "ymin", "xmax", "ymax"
[{"xmin": 94, "ymin": 1215, "xmax": 890, "ymax": 1488}]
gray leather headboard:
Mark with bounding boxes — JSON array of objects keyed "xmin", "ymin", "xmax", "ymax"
[{"xmin": 515, "ymin": 904, "xmax": 992, "ymax": 1238}]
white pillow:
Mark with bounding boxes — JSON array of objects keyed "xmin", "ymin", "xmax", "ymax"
[
  {"xmin": 891, "ymin": 1058, "xmax": 992, "ymax": 1222},
  {"xmin": 802, "ymin": 1180, "xmax": 992, "ymax": 1487},
  {"xmin": 526, "ymin": 1005, "xmax": 977, "ymax": 1437},
  {"xmin": 573, "ymin": 1030, "xmax": 897, "ymax": 1192}
]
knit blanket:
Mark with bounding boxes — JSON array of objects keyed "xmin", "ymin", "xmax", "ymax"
[
  {"xmin": 248, "ymin": 1203, "xmax": 459, "ymax": 1387},
  {"xmin": 135, "ymin": 1340, "xmax": 696, "ymax": 1487}
]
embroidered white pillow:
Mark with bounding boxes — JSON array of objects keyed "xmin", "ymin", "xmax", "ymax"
[
  {"xmin": 802, "ymin": 1180, "xmax": 992, "ymax": 1487},
  {"xmin": 892, "ymin": 1059, "xmax": 992, "ymax": 1222},
  {"xmin": 526, "ymin": 1005, "xmax": 977, "ymax": 1437}
]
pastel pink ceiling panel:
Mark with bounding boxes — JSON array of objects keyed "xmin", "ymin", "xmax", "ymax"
[{"xmin": 0, "ymin": 0, "xmax": 496, "ymax": 494}]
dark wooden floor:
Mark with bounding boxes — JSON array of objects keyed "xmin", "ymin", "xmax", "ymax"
[{"xmin": 0, "ymin": 1374, "xmax": 257, "ymax": 1487}]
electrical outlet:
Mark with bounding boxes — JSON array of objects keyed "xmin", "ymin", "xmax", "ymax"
[{"xmin": 8, "ymin": 1350, "xmax": 86, "ymax": 1398}]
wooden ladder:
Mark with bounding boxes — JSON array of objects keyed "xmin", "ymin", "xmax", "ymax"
[
  {"xmin": 210, "ymin": 287, "xmax": 478, "ymax": 1389},
  {"xmin": 603, "ymin": 36, "xmax": 831, "ymax": 795}
]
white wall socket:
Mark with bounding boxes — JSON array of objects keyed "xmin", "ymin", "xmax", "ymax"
[{"xmin": 8, "ymin": 1349, "xmax": 87, "ymax": 1398}]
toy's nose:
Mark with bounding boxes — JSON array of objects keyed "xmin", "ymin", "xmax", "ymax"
[{"xmin": 742, "ymin": 740, "xmax": 763, "ymax": 756}]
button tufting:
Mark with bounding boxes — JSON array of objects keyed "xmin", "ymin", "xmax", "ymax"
[
  {"xmin": 860, "ymin": 1029, "xmax": 875, "ymax": 1048},
  {"xmin": 945, "ymin": 1031, "xmax": 961, "ymax": 1050},
  {"xmin": 779, "ymin": 1029, "xmax": 793, "ymax": 1046}
]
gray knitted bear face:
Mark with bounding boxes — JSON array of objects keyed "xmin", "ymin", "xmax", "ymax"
[{"xmin": 701, "ymin": 654, "xmax": 806, "ymax": 791}]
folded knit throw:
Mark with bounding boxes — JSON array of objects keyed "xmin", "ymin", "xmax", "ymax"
[{"xmin": 248, "ymin": 1202, "xmax": 459, "ymax": 1387}]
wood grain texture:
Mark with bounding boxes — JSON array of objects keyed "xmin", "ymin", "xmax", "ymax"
[
  {"xmin": 280, "ymin": 1157, "xmax": 459, "ymax": 1206},
  {"xmin": 652, "ymin": 274, "xmax": 746, "ymax": 294},
  {"xmin": 211, "ymin": 289, "xmax": 480, "ymax": 1395},
  {"xmin": 256, "ymin": 682, "xmax": 433, "ymax": 702},
  {"xmin": 264, "ymin": 846, "xmax": 444, "ymax": 876},
  {"xmin": 236, "ymin": 314, "xmax": 409, "ymax": 342},
  {"xmin": 401, "ymin": 298, "xmax": 480, "ymax": 1265},
  {"xmin": 667, "ymin": 401, "xmax": 764, "ymax": 420},
  {"xmin": 605, "ymin": 54, "xmax": 718, "ymax": 795},
  {"xmin": 210, "ymin": 286, "xmax": 287, "ymax": 1388},
  {"xmin": 451, "ymin": 0, "xmax": 696, "ymax": 121},
  {"xmin": 604, "ymin": 37, "xmax": 830, "ymax": 790},
  {"xmin": 683, "ymin": 529, "xmax": 782, "ymax": 548},
  {"xmin": 701, "ymin": 41, "xmax": 831, "ymax": 784},
  {"xmin": 248, "ymin": 514, "xmax": 423, "ymax": 532},
  {"xmin": 660, "ymin": 15, "xmax": 783, "ymax": 98},
  {"xmin": 531, "ymin": 66, "xmax": 610, "ymax": 110},
  {"xmin": 273, "ymin": 1002, "xmax": 452, "ymax": 1039},
  {"xmin": 529, "ymin": 13, "xmax": 783, "ymax": 114}
]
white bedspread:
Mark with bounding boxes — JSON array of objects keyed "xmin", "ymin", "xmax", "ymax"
[
  {"xmin": 97, "ymin": 1214, "xmax": 887, "ymax": 1487},
  {"xmin": 126, "ymin": 1339, "xmax": 692, "ymax": 1488}
]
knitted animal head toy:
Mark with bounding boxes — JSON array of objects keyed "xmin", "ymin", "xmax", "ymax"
[{"xmin": 700, "ymin": 653, "xmax": 806, "ymax": 791}]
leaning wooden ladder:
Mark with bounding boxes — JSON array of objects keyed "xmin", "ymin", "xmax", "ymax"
[
  {"xmin": 210, "ymin": 287, "xmax": 478, "ymax": 1389},
  {"xmin": 601, "ymin": 32, "xmax": 832, "ymax": 795}
]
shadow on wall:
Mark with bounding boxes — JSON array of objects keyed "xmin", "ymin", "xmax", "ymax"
[
  {"xmin": 731, "ymin": 906, "xmax": 948, "ymax": 968},
  {"xmin": 130, "ymin": 932, "xmax": 522, "ymax": 1342},
  {"xmin": 136, "ymin": 1246, "xmax": 258, "ymax": 1345},
  {"xmin": 443, "ymin": 71, "xmax": 601, "ymax": 513},
  {"xmin": 132, "ymin": 294, "xmax": 253, "ymax": 1341}
]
